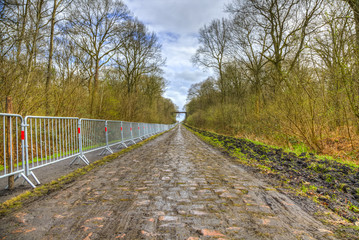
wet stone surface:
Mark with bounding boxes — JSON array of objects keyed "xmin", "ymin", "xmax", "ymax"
[
  {"xmin": 0, "ymin": 126, "xmax": 336, "ymax": 239},
  {"xmin": 186, "ymin": 125, "xmax": 359, "ymax": 223}
]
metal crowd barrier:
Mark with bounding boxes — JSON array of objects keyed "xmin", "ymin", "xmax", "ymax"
[
  {"xmin": 0, "ymin": 113, "xmax": 176, "ymax": 188},
  {"xmin": 132, "ymin": 122, "xmax": 141, "ymax": 142},
  {"xmin": 0, "ymin": 114, "xmax": 34, "ymax": 187},
  {"xmin": 25, "ymin": 116, "xmax": 79, "ymax": 186},
  {"xmin": 107, "ymin": 120, "xmax": 126, "ymax": 149}
]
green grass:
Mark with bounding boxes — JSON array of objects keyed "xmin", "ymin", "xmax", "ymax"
[
  {"xmin": 317, "ymin": 154, "xmax": 359, "ymax": 170},
  {"xmin": 300, "ymin": 183, "xmax": 317, "ymax": 194}
]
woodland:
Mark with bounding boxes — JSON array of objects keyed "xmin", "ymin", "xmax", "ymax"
[
  {"xmin": 0, "ymin": 0, "xmax": 177, "ymax": 124},
  {"xmin": 187, "ymin": 0, "xmax": 359, "ymax": 160}
]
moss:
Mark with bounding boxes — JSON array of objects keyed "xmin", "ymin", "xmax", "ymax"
[
  {"xmin": 308, "ymin": 162, "xmax": 327, "ymax": 173},
  {"xmin": 325, "ymin": 174, "xmax": 335, "ymax": 183},
  {"xmin": 0, "ymin": 130, "xmax": 168, "ymax": 216},
  {"xmin": 348, "ymin": 202, "xmax": 359, "ymax": 213}
]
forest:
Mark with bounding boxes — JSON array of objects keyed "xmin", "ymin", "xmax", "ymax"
[
  {"xmin": 0, "ymin": 0, "xmax": 177, "ymax": 124},
  {"xmin": 187, "ymin": 0, "xmax": 359, "ymax": 160}
]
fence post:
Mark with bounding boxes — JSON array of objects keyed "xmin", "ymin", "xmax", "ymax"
[
  {"xmin": 130, "ymin": 122, "xmax": 133, "ymax": 139},
  {"xmin": 23, "ymin": 120, "xmax": 29, "ymax": 178},
  {"xmin": 142, "ymin": 123, "xmax": 145, "ymax": 139},
  {"xmin": 130, "ymin": 122, "xmax": 136, "ymax": 144},
  {"xmin": 70, "ymin": 119, "xmax": 89, "ymax": 165},
  {"xmin": 137, "ymin": 123, "xmax": 140, "ymax": 140},
  {"xmin": 100, "ymin": 120, "xmax": 113, "ymax": 155},
  {"xmin": 19, "ymin": 117, "xmax": 39, "ymax": 188},
  {"xmin": 120, "ymin": 121, "xmax": 127, "ymax": 148}
]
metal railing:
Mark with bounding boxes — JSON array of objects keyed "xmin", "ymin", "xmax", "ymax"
[
  {"xmin": 0, "ymin": 114, "xmax": 34, "ymax": 187},
  {"xmin": 24, "ymin": 116, "xmax": 80, "ymax": 186},
  {"xmin": 0, "ymin": 113, "xmax": 176, "ymax": 189}
]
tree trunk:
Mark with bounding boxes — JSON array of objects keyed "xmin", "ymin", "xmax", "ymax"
[
  {"xmin": 90, "ymin": 59, "xmax": 100, "ymax": 116},
  {"xmin": 45, "ymin": 0, "xmax": 58, "ymax": 115},
  {"xmin": 6, "ymin": 96, "xmax": 14, "ymax": 190},
  {"xmin": 16, "ymin": 0, "xmax": 30, "ymax": 62}
]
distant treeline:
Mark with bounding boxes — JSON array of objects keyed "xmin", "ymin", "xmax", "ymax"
[
  {"xmin": 0, "ymin": 0, "xmax": 176, "ymax": 124},
  {"xmin": 187, "ymin": 0, "xmax": 359, "ymax": 153}
]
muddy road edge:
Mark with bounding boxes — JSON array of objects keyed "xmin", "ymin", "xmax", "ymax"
[{"xmin": 183, "ymin": 124, "xmax": 359, "ymax": 239}]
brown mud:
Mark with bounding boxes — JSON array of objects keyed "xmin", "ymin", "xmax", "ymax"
[
  {"xmin": 185, "ymin": 125, "xmax": 359, "ymax": 225},
  {"xmin": 0, "ymin": 125, "xmax": 344, "ymax": 239}
]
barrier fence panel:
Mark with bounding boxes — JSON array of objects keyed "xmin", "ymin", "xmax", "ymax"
[
  {"xmin": 24, "ymin": 116, "xmax": 79, "ymax": 185},
  {"xmin": 80, "ymin": 119, "xmax": 110, "ymax": 154},
  {"xmin": 121, "ymin": 121, "xmax": 135, "ymax": 144},
  {"xmin": 1, "ymin": 112, "xmax": 176, "ymax": 189},
  {"xmin": 0, "ymin": 114, "xmax": 33, "ymax": 187},
  {"xmin": 107, "ymin": 120, "xmax": 123, "ymax": 149}
]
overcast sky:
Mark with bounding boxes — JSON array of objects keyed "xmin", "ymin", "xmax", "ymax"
[{"xmin": 123, "ymin": 0, "xmax": 231, "ymax": 119}]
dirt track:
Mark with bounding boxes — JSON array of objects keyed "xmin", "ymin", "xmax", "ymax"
[{"xmin": 0, "ymin": 125, "xmax": 336, "ymax": 239}]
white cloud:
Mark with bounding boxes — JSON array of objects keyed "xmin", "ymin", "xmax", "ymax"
[
  {"xmin": 125, "ymin": 0, "xmax": 229, "ymax": 34},
  {"xmin": 123, "ymin": 0, "xmax": 231, "ymax": 110}
]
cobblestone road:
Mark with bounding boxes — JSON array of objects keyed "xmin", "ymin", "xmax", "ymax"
[{"xmin": 0, "ymin": 125, "xmax": 336, "ymax": 239}]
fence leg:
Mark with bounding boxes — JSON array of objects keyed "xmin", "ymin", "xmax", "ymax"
[
  {"xmin": 99, "ymin": 147, "xmax": 113, "ymax": 155},
  {"xmin": 116, "ymin": 142, "xmax": 127, "ymax": 149},
  {"xmin": 5, "ymin": 173, "xmax": 37, "ymax": 189},
  {"xmin": 29, "ymin": 171, "xmax": 40, "ymax": 185},
  {"xmin": 70, "ymin": 154, "xmax": 89, "ymax": 165}
]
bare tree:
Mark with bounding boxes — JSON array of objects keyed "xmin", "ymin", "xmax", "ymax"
[
  {"xmin": 192, "ymin": 18, "xmax": 231, "ymax": 101},
  {"xmin": 227, "ymin": 0, "xmax": 323, "ymax": 89},
  {"xmin": 65, "ymin": 0, "xmax": 129, "ymax": 116},
  {"xmin": 45, "ymin": 0, "xmax": 72, "ymax": 115},
  {"xmin": 115, "ymin": 19, "xmax": 164, "ymax": 95},
  {"xmin": 113, "ymin": 19, "xmax": 165, "ymax": 119},
  {"xmin": 228, "ymin": 12, "xmax": 269, "ymax": 112}
]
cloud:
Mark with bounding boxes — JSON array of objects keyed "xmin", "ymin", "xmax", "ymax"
[
  {"xmin": 123, "ymin": 0, "xmax": 231, "ymax": 110},
  {"xmin": 125, "ymin": 0, "xmax": 229, "ymax": 34}
]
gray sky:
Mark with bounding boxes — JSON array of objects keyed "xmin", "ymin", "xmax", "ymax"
[{"xmin": 123, "ymin": 0, "xmax": 230, "ymax": 119}]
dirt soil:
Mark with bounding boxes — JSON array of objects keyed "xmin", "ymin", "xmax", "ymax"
[
  {"xmin": 185, "ymin": 125, "xmax": 359, "ymax": 224},
  {"xmin": 0, "ymin": 125, "xmax": 343, "ymax": 239}
]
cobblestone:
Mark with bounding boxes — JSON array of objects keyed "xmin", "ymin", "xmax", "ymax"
[{"xmin": 0, "ymin": 125, "xmax": 336, "ymax": 239}]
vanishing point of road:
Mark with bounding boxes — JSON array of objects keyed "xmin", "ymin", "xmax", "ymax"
[{"xmin": 0, "ymin": 125, "xmax": 335, "ymax": 239}]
